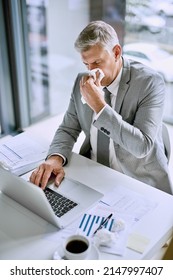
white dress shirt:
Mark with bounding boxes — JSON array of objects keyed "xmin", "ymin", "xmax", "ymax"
[{"xmin": 90, "ymin": 68, "xmax": 123, "ymax": 172}]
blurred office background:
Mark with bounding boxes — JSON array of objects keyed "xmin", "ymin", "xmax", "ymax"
[{"xmin": 0, "ymin": 0, "xmax": 173, "ymax": 137}]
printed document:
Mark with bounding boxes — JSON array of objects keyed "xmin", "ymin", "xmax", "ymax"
[{"xmin": 0, "ymin": 132, "xmax": 49, "ymax": 175}]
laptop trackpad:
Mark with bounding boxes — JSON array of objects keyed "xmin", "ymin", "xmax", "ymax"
[{"xmin": 47, "ymin": 177, "xmax": 96, "ymax": 205}]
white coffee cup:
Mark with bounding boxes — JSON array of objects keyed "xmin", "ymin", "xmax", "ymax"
[{"xmin": 63, "ymin": 234, "xmax": 91, "ymax": 260}]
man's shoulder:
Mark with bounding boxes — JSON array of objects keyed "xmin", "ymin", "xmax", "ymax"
[
  {"xmin": 123, "ymin": 56, "xmax": 163, "ymax": 83},
  {"xmin": 123, "ymin": 56, "xmax": 159, "ymax": 76}
]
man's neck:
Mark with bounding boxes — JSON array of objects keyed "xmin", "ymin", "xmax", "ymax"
[{"xmin": 108, "ymin": 56, "xmax": 123, "ymax": 87}]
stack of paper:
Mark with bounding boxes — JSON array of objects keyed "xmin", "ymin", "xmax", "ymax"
[{"xmin": 0, "ymin": 132, "xmax": 49, "ymax": 176}]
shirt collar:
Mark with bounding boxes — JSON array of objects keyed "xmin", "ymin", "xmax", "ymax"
[{"xmin": 107, "ymin": 67, "xmax": 122, "ymax": 96}]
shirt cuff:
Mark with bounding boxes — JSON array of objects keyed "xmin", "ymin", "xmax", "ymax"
[{"xmin": 47, "ymin": 153, "xmax": 67, "ymax": 166}]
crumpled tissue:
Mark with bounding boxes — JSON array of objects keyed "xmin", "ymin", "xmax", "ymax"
[
  {"xmin": 93, "ymin": 219, "xmax": 125, "ymax": 248},
  {"xmin": 81, "ymin": 68, "xmax": 105, "ymax": 104}
]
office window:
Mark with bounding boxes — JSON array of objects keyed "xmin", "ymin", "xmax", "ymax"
[
  {"xmin": 26, "ymin": 0, "xmax": 49, "ymax": 122},
  {"xmin": 124, "ymin": 0, "xmax": 173, "ymax": 123},
  {"xmin": 0, "ymin": 0, "xmax": 15, "ymax": 137}
]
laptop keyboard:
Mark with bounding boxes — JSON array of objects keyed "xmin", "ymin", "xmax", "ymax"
[{"xmin": 44, "ymin": 188, "xmax": 78, "ymax": 218}]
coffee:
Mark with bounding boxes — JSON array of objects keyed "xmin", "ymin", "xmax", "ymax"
[
  {"xmin": 66, "ymin": 239, "xmax": 88, "ymax": 254},
  {"xmin": 64, "ymin": 234, "xmax": 91, "ymax": 260}
]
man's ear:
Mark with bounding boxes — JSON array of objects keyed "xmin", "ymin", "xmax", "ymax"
[{"xmin": 113, "ymin": 44, "xmax": 121, "ymax": 60}]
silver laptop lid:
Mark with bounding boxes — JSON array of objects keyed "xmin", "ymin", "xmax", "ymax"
[{"xmin": 0, "ymin": 167, "xmax": 103, "ymax": 228}]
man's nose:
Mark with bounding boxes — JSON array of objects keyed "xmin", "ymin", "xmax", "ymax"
[{"xmin": 87, "ymin": 65, "xmax": 95, "ymax": 71}]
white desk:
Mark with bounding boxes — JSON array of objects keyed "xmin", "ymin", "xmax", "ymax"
[{"xmin": 0, "ymin": 152, "xmax": 173, "ymax": 260}]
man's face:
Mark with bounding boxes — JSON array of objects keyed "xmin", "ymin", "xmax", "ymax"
[{"xmin": 81, "ymin": 44, "xmax": 120, "ymax": 86}]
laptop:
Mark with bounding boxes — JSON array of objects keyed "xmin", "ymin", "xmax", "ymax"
[{"xmin": 0, "ymin": 166, "xmax": 103, "ymax": 229}]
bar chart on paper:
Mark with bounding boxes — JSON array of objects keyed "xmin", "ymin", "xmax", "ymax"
[{"xmin": 78, "ymin": 213, "xmax": 115, "ymax": 237}]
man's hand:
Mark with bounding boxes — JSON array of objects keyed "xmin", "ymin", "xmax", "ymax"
[
  {"xmin": 29, "ymin": 155, "xmax": 65, "ymax": 190},
  {"xmin": 80, "ymin": 70, "xmax": 106, "ymax": 113}
]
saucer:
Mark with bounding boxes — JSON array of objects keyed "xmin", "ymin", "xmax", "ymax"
[
  {"xmin": 86, "ymin": 245, "xmax": 99, "ymax": 260},
  {"xmin": 53, "ymin": 244, "xmax": 99, "ymax": 260}
]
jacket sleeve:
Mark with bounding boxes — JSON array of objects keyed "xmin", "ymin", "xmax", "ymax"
[
  {"xmin": 47, "ymin": 77, "xmax": 82, "ymax": 161},
  {"xmin": 93, "ymin": 71, "xmax": 165, "ymax": 158}
]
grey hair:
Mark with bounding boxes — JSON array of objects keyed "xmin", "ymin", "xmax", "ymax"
[{"xmin": 74, "ymin": 20, "xmax": 119, "ymax": 52}]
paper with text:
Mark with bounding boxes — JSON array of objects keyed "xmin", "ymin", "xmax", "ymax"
[{"xmin": 0, "ymin": 132, "xmax": 49, "ymax": 175}]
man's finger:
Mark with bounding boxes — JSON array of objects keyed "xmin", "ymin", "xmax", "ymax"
[
  {"xmin": 54, "ymin": 170, "xmax": 65, "ymax": 187},
  {"xmin": 40, "ymin": 168, "xmax": 53, "ymax": 190}
]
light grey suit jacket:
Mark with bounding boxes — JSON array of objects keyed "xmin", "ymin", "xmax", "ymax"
[{"xmin": 48, "ymin": 57, "xmax": 173, "ymax": 194}]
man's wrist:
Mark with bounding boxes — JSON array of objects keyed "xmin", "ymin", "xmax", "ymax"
[
  {"xmin": 94, "ymin": 104, "xmax": 107, "ymax": 119},
  {"xmin": 94, "ymin": 102, "xmax": 106, "ymax": 114},
  {"xmin": 47, "ymin": 154, "xmax": 66, "ymax": 166}
]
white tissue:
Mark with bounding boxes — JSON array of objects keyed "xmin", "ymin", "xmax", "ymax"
[
  {"xmin": 112, "ymin": 219, "xmax": 125, "ymax": 232},
  {"xmin": 81, "ymin": 68, "xmax": 105, "ymax": 104},
  {"xmin": 0, "ymin": 161, "xmax": 10, "ymax": 171},
  {"xmin": 93, "ymin": 218, "xmax": 126, "ymax": 250},
  {"xmin": 89, "ymin": 68, "xmax": 105, "ymax": 82},
  {"xmin": 93, "ymin": 228, "xmax": 118, "ymax": 248}
]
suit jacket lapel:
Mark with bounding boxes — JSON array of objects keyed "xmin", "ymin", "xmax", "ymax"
[{"xmin": 115, "ymin": 57, "xmax": 130, "ymax": 114}]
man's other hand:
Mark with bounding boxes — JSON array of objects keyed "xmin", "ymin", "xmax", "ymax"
[{"xmin": 29, "ymin": 155, "xmax": 65, "ymax": 189}]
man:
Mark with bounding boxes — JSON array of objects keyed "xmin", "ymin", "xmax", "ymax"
[{"xmin": 30, "ymin": 21, "xmax": 172, "ymax": 194}]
